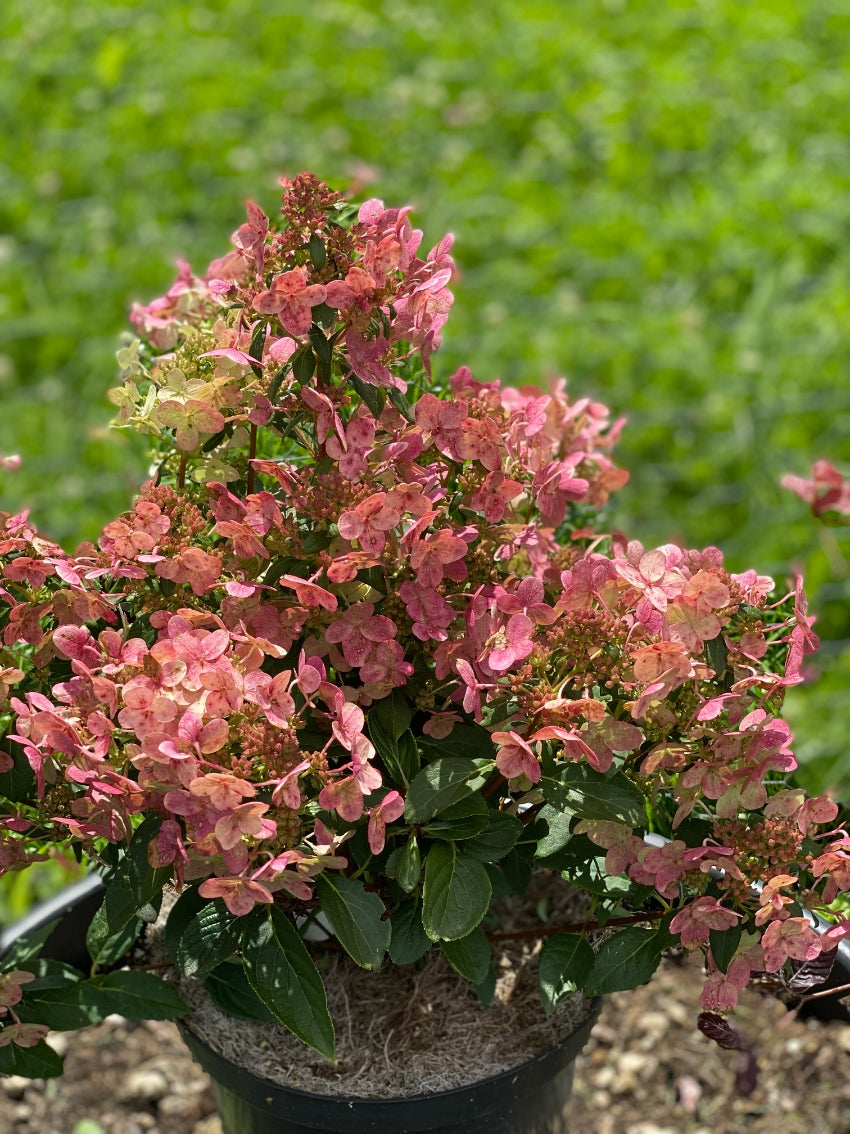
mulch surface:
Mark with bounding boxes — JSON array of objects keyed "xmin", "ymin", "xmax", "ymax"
[{"xmin": 2, "ymin": 957, "xmax": 849, "ymax": 1134}]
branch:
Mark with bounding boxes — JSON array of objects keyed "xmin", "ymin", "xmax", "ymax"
[{"xmin": 487, "ymin": 908, "xmax": 667, "ymax": 942}]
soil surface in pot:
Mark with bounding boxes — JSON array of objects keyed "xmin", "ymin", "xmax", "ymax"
[
  {"xmin": 3, "ymin": 958, "xmax": 850, "ymax": 1134},
  {"xmin": 164, "ymin": 871, "xmax": 597, "ymax": 1098}
]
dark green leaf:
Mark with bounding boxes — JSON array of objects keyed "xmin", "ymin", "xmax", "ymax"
[
  {"xmin": 440, "ymin": 927, "xmax": 490, "ymax": 984},
  {"xmin": 312, "ymin": 302, "xmax": 337, "ymax": 328},
  {"xmin": 309, "ymin": 325, "xmax": 333, "ymax": 378},
  {"xmin": 386, "ymin": 385, "xmax": 415, "ymax": 423},
  {"xmin": 0, "ymin": 916, "xmax": 61, "ymax": 966},
  {"xmin": 539, "ymin": 764, "xmax": 645, "ymax": 826},
  {"xmin": 500, "ymin": 846, "xmax": 533, "ymax": 894},
  {"xmin": 422, "ymin": 844, "xmax": 492, "ymax": 941},
  {"xmin": 709, "ymin": 924, "xmax": 742, "ymax": 974},
  {"xmin": 420, "ymin": 724, "xmax": 497, "ymax": 762},
  {"xmin": 242, "ymin": 906, "xmax": 334, "ymax": 1060},
  {"xmin": 475, "ymin": 964, "xmax": 497, "ymax": 1007},
  {"xmin": 586, "ymin": 923, "xmax": 674, "ymax": 995},
  {"xmin": 249, "ymin": 323, "xmax": 267, "ymax": 376},
  {"xmin": 86, "ymin": 904, "xmax": 143, "ymax": 970},
  {"xmin": 533, "ymin": 805, "xmax": 574, "ymax": 859},
  {"xmin": 348, "ymin": 374, "xmax": 386, "ymax": 418},
  {"xmin": 538, "ymin": 933, "xmax": 595, "ymax": 1015},
  {"xmin": 308, "ymin": 233, "xmax": 326, "ymax": 269},
  {"xmin": 396, "ymin": 833, "xmax": 422, "ymax": 893},
  {"xmin": 18, "ymin": 982, "xmax": 108, "ymax": 1031},
  {"xmin": 267, "ymin": 366, "xmax": 290, "ymax": 405},
  {"xmin": 369, "ymin": 695, "xmax": 419, "ymax": 788},
  {"xmin": 457, "ymin": 810, "xmax": 522, "ymax": 862},
  {"xmin": 90, "ymin": 970, "xmax": 188, "ymax": 1020},
  {"xmin": 0, "ymin": 741, "xmax": 36, "ymax": 800},
  {"xmin": 15, "ymin": 958, "xmax": 81, "ymax": 991},
  {"xmin": 205, "ymin": 961, "xmax": 277, "ymax": 1023},
  {"xmin": 0, "ymin": 1038, "xmax": 63, "ymax": 1079},
  {"xmin": 176, "ymin": 901, "xmax": 244, "ymax": 978},
  {"xmin": 102, "ymin": 816, "xmax": 171, "ymax": 935},
  {"xmin": 388, "ymin": 898, "xmax": 431, "ymax": 965},
  {"xmin": 163, "ymin": 885, "xmax": 207, "ymax": 964},
  {"xmin": 292, "ymin": 346, "xmax": 316, "ymax": 384},
  {"xmin": 316, "ymin": 874, "xmax": 389, "ymax": 970},
  {"xmin": 424, "ymin": 795, "xmax": 489, "ymax": 841},
  {"xmin": 404, "ymin": 757, "xmax": 492, "ymax": 824}
]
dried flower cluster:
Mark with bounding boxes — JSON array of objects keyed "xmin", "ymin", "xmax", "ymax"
[{"xmin": 1, "ymin": 174, "xmax": 848, "ymax": 1072}]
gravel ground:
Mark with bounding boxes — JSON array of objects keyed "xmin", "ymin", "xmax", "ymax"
[{"xmin": 1, "ymin": 958, "xmax": 849, "ymax": 1134}]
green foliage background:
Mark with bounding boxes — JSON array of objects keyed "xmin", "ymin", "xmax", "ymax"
[{"xmin": 1, "ymin": 0, "xmax": 850, "ymax": 899}]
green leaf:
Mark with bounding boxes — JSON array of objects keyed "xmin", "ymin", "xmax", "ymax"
[
  {"xmin": 368, "ymin": 695, "xmax": 420, "ymax": 788},
  {"xmin": 205, "ymin": 961, "xmax": 277, "ymax": 1023},
  {"xmin": 309, "ymin": 325, "xmax": 333, "ymax": 379},
  {"xmin": 348, "ymin": 375, "xmax": 386, "ymax": 419},
  {"xmin": 15, "ymin": 958, "xmax": 82, "ymax": 991},
  {"xmin": 388, "ymin": 898, "xmax": 432, "ymax": 965},
  {"xmin": 533, "ymin": 805, "xmax": 574, "ymax": 859},
  {"xmin": 291, "ymin": 345, "xmax": 316, "ymax": 384},
  {"xmin": 420, "ymin": 724, "xmax": 497, "ymax": 762},
  {"xmin": 316, "ymin": 874, "xmax": 389, "ymax": 970},
  {"xmin": 709, "ymin": 924, "xmax": 742, "ymax": 974},
  {"xmin": 73, "ymin": 1121, "xmax": 107, "ymax": 1134},
  {"xmin": 1, "ymin": 916, "xmax": 61, "ymax": 966},
  {"xmin": 0, "ymin": 740, "xmax": 36, "ymax": 800},
  {"xmin": 440, "ymin": 927, "xmax": 491, "ymax": 984},
  {"xmin": 386, "ymin": 385, "xmax": 415, "ymax": 423},
  {"xmin": 242, "ymin": 906, "xmax": 334, "ymax": 1060},
  {"xmin": 539, "ymin": 764, "xmax": 645, "ymax": 826},
  {"xmin": 102, "ymin": 816, "xmax": 171, "ymax": 935},
  {"xmin": 404, "ymin": 757, "xmax": 493, "ymax": 824},
  {"xmin": 90, "ymin": 970, "xmax": 188, "ymax": 1020},
  {"xmin": 308, "ymin": 233, "xmax": 326, "ymax": 270},
  {"xmin": 163, "ymin": 885, "xmax": 207, "ymax": 964},
  {"xmin": 176, "ymin": 901, "xmax": 244, "ymax": 978},
  {"xmin": 538, "ymin": 933, "xmax": 595, "ymax": 1015},
  {"xmin": 422, "ymin": 844, "xmax": 492, "ymax": 942},
  {"xmin": 459, "ymin": 810, "xmax": 523, "ymax": 862},
  {"xmin": 586, "ymin": 923, "xmax": 674, "ymax": 995},
  {"xmin": 18, "ymin": 981, "xmax": 108, "ymax": 1031},
  {"xmin": 475, "ymin": 963, "xmax": 497, "ymax": 1007},
  {"xmin": 424, "ymin": 794, "xmax": 489, "ymax": 840},
  {"xmin": 86, "ymin": 904, "xmax": 143, "ymax": 970},
  {"xmin": 312, "ymin": 302, "xmax": 337, "ymax": 328},
  {"xmin": 396, "ymin": 833, "xmax": 422, "ymax": 893},
  {"xmin": 248, "ymin": 323, "xmax": 266, "ymax": 377},
  {"xmin": 0, "ymin": 1038, "xmax": 63, "ymax": 1079}
]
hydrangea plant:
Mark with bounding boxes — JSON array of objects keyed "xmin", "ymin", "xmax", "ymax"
[{"xmin": 1, "ymin": 174, "xmax": 849, "ymax": 1081}]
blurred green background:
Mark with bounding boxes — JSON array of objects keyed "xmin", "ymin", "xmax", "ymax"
[{"xmin": 3, "ymin": 0, "xmax": 850, "ymax": 916}]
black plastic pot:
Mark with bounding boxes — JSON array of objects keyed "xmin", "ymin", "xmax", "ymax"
[
  {"xmin": 1, "ymin": 880, "xmax": 600, "ymax": 1133},
  {"xmin": 178, "ymin": 1001, "xmax": 600, "ymax": 1134}
]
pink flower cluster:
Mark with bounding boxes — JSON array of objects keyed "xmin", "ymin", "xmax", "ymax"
[{"xmin": 1, "ymin": 174, "xmax": 848, "ymax": 1042}]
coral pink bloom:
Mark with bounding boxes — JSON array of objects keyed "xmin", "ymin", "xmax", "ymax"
[
  {"xmin": 492, "ymin": 730, "xmax": 540, "ymax": 783},
  {"xmin": 345, "ymin": 328, "xmax": 400, "ymax": 389},
  {"xmin": 414, "ymin": 392, "xmax": 467, "ymax": 459},
  {"xmin": 214, "ymin": 801, "xmax": 276, "ymax": 850},
  {"xmin": 278, "ymin": 574, "xmax": 337, "ymax": 611},
  {"xmin": 455, "ymin": 417, "xmax": 502, "ymax": 471},
  {"xmin": 484, "ymin": 612, "xmax": 534, "ymax": 672},
  {"xmin": 470, "ymin": 471, "xmax": 524, "ymax": 523},
  {"xmin": 670, "ymin": 897, "xmax": 740, "ymax": 948},
  {"xmin": 198, "ymin": 875, "xmax": 274, "ymax": 917},
  {"xmin": 700, "ymin": 956, "xmax": 752, "ymax": 1012},
  {"xmin": 155, "ymin": 547, "xmax": 222, "ymax": 595},
  {"xmin": 318, "ymin": 775, "xmax": 367, "ymax": 822},
  {"xmin": 761, "ymin": 917, "xmax": 823, "ymax": 972},
  {"xmin": 231, "ymin": 200, "xmax": 269, "ymax": 276},
  {"xmin": 326, "ymin": 416, "xmax": 377, "ymax": 480},
  {"xmin": 253, "ymin": 268, "xmax": 326, "ymax": 337},
  {"xmin": 574, "ymin": 820, "xmax": 644, "ymax": 876},
  {"xmin": 615, "ymin": 544, "xmax": 684, "ymax": 614},
  {"xmin": 2, "ymin": 557, "xmax": 55, "ymax": 587},
  {"xmin": 409, "ymin": 528, "xmax": 468, "ymax": 588},
  {"xmin": 0, "ymin": 1023, "xmax": 50, "ymax": 1049},
  {"xmin": 325, "ymin": 603, "xmax": 397, "ymax": 668},
  {"xmin": 367, "ymin": 790, "xmax": 405, "ymax": 854},
  {"xmin": 338, "ymin": 492, "xmax": 400, "ymax": 555},
  {"xmin": 325, "ymin": 266, "xmax": 376, "ymax": 311},
  {"xmin": 399, "ymin": 580, "xmax": 455, "ymax": 641}
]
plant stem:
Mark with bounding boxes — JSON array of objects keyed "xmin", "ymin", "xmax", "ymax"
[
  {"xmin": 177, "ymin": 454, "xmax": 187, "ymax": 490},
  {"xmin": 486, "ymin": 908, "xmax": 667, "ymax": 942}
]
